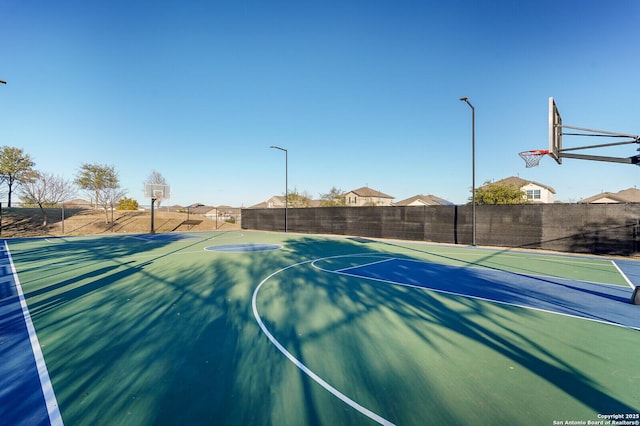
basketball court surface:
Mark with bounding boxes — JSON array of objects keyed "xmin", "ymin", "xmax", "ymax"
[{"xmin": 1, "ymin": 230, "xmax": 639, "ymax": 425}]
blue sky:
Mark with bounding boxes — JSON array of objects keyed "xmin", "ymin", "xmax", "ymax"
[{"xmin": 1, "ymin": 0, "xmax": 639, "ymax": 207}]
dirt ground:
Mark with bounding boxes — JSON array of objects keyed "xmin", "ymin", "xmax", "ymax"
[{"xmin": 0, "ymin": 207, "xmax": 240, "ymax": 238}]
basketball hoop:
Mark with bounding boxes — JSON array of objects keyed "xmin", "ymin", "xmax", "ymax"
[{"xmin": 519, "ymin": 149, "xmax": 551, "ymax": 168}]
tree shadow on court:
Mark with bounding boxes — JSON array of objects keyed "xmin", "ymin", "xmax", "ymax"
[
  {"xmin": 254, "ymin": 237, "xmax": 638, "ymax": 424},
  {"xmin": 5, "ymin": 234, "xmax": 639, "ymax": 425},
  {"xmin": 381, "ymin": 238, "xmax": 635, "ymax": 305},
  {"xmin": 2, "ymin": 234, "xmax": 245, "ymax": 423},
  {"xmin": 7, "ymin": 233, "xmax": 337, "ymax": 425}
]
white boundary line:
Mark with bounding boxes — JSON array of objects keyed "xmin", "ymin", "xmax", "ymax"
[
  {"xmin": 430, "ymin": 250, "xmax": 610, "ymax": 266},
  {"xmin": 4, "ymin": 241, "xmax": 64, "ymax": 425},
  {"xmin": 251, "ymin": 257, "xmax": 395, "ymax": 426},
  {"xmin": 611, "ymin": 260, "xmax": 636, "ymax": 289},
  {"xmin": 312, "ymin": 255, "xmax": 640, "ymax": 331},
  {"xmin": 324, "ymin": 254, "xmax": 628, "ymax": 289}
]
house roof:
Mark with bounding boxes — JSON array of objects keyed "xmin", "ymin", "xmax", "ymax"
[
  {"xmin": 215, "ymin": 205, "xmax": 241, "ymax": 213},
  {"xmin": 205, "ymin": 207, "xmax": 241, "ymax": 216},
  {"xmin": 394, "ymin": 194, "xmax": 453, "ymax": 206},
  {"xmin": 347, "ymin": 186, "xmax": 394, "ymax": 199},
  {"xmin": 615, "ymin": 188, "xmax": 640, "ymax": 202},
  {"xmin": 248, "ymin": 195, "xmax": 324, "ymax": 208},
  {"xmin": 493, "ymin": 176, "xmax": 556, "ymax": 194},
  {"xmin": 64, "ymin": 198, "xmax": 91, "ymax": 206},
  {"xmin": 580, "ymin": 187, "xmax": 640, "ymax": 203},
  {"xmin": 248, "ymin": 196, "xmax": 285, "ymax": 209}
]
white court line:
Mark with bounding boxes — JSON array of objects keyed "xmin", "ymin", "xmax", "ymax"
[
  {"xmin": 4, "ymin": 241, "xmax": 64, "ymax": 425},
  {"xmin": 257, "ymin": 252, "xmax": 633, "ymax": 424},
  {"xmin": 611, "ymin": 260, "xmax": 636, "ymax": 289},
  {"xmin": 382, "ymin": 241, "xmax": 617, "ymax": 269},
  {"xmin": 312, "ymin": 256, "xmax": 640, "ymax": 331},
  {"xmin": 325, "ymin": 254, "xmax": 626, "ymax": 289},
  {"xmin": 252, "ymin": 256, "xmax": 395, "ymax": 426},
  {"xmin": 44, "ymin": 238, "xmax": 65, "ymax": 244},
  {"xmin": 336, "ymin": 257, "xmax": 395, "ymax": 273},
  {"xmin": 137, "ymin": 231, "xmax": 245, "ymax": 242},
  {"xmin": 127, "ymin": 234, "xmax": 153, "ymax": 242}
]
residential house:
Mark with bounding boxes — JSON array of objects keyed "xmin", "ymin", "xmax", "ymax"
[
  {"xmin": 249, "ymin": 196, "xmax": 286, "ymax": 209},
  {"xmin": 491, "ymin": 176, "xmax": 556, "ymax": 203},
  {"xmin": 344, "ymin": 186, "xmax": 394, "ymax": 206},
  {"xmin": 579, "ymin": 187, "xmax": 640, "ymax": 204},
  {"xmin": 394, "ymin": 194, "xmax": 453, "ymax": 206},
  {"xmin": 205, "ymin": 206, "xmax": 241, "ymax": 220},
  {"xmin": 249, "ymin": 195, "xmax": 320, "ymax": 208}
]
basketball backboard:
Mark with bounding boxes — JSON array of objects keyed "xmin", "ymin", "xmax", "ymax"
[
  {"xmin": 144, "ymin": 183, "xmax": 171, "ymax": 200},
  {"xmin": 522, "ymin": 97, "xmax": 639, "ymax": 167},
  {"xmin": 548, "ymin": 97, "xmax": 562, "ymax": 164}
]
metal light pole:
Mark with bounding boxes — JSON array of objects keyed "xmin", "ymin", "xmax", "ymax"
[
  {"xmin": 270, "ymin": 145, "xmax": 288, "ymax": 232},
  {"xmin": 0, "ymin": 80, "xmax": 5, "ymax": 229},
  {"xmin": 0, "ymin": 82, "xmax": 5, "ymax": 235},
  {"xmin": 460, "ymin": 97, "xmax": 476, "ymax": 246}
]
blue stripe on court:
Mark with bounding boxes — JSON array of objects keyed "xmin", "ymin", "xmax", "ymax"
[
  {"xmin": 340, "ymin": 258, "xmax": 640, "ymax": 329},
  {"xmin": 0, "ymin": 245, "xmax": 54, "ymax": 425},
  {"xmin": 611, "ymin": 259, "xmax": 640, "ymax": 287}
]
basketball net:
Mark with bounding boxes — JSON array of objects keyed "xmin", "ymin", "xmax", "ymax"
[
  {"xmin": 519, "ymin": 150, "xmax": 550, "ymax": 168},
  {"xmin": 152, "ymin": 192, "xmax": 164, "ymax": 204}
]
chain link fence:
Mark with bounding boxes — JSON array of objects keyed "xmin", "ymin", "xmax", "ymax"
[{"xmin": 0, "ymin": 202, "xmax": 241, "ymax": 237}]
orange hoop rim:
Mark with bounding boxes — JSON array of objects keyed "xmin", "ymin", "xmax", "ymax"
[
  {"xmin": 519, "ymin": 149, "xmax": 551, "ymax": 155},
  {"xmin": 519, "ymin": 149, "xmax": 551, "ymax": 168}
]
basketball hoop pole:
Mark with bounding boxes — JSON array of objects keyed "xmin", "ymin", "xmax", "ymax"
[
  {"xmin": 144, "ymin": 183, "xmax": 170, "ymax": 235},
  {"xmin": 554, "ymin": 128, "xmax": 640, "ymax": 164},
  {"xmin": 150, "ymin": 198, "xmax": 156, "ymax": 234},
  {"xmin": 559, "ymin": 124, "xmax": 639, "ymax": 141}
]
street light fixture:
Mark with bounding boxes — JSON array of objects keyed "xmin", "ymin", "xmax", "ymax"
[
  {"xmin": 460, "ymin": 97, "xmax": 476, "ymax": 246},
  {"xmin": 270, "ymin": 145, "xmax": 288, "ymax": 232}
]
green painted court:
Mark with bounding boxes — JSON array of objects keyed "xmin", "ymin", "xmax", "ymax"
[{"xmin": 2, "ymin": 231, "xmax": 639, "ymax": 425}]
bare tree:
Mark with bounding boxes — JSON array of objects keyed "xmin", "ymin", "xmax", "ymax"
[
  {"xmin": 97, "ymin": 186, "xmax": 128, "ymax": 223},
  {"xmin": 20, "ymin": 171, "xmax": 76, "ymax": 226}
]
